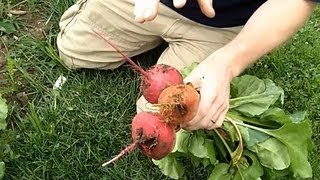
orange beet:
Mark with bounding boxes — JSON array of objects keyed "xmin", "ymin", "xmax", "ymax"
[{"xmin": 158, "ymin": 84, "xmax": 200, "ymax": 126}]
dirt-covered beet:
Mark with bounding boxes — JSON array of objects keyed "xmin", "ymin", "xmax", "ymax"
[
  {"xmin": 102, "ymin": 112, "xmax": 176, "ymax": 166},
  {"xmin": 158, "ymin": 84, "xmax": 200, "ymax": 126},
  {"xmin": 131, "ymin": 112, "xmax": 176, "ymax": 160}
]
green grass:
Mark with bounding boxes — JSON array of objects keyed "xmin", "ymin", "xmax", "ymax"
[{"xmin": 0, "ymin": 0, "xmax": 319, "ymax": 179}]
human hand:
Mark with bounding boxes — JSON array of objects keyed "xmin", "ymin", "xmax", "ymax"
[
  {"xmin": 134, "ymin": 0, "xmax": 215, "ymax": 23},
  {"xmin": 181, "ymin": 52, "xmax": 236, "ymax": 131}
]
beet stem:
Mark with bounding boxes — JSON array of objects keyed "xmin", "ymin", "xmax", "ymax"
[
  {"xmin": 91, "ymin": 28, "xmax": 149, "ymax": 77},
  {"xmin": 101, "ymin": 142, "xmax": 137, "ymax": 167}
]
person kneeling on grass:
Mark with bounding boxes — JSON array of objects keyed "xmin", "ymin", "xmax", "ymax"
[{"xmin": 56, "ymin": 0, "xmax": 319, "ymax": 131}]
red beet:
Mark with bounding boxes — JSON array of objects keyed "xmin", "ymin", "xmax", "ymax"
[
  {"xmin": 131, "ymin": 112, "xmax": 176, "ymax": 159},
  {"xmin": 102, "ymin": 112, "xmax": 176, "ymax": 166},
  {"xmin": 92, "ymin": 29, "xmax": 183, "ymax": 104},
  {"xmin": 141, "ymin": 64, "xmax": 183, "ymax": 104}
]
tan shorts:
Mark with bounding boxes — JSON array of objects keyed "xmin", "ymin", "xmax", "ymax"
[{"xmin": 56, "ymin": 0, "xmax": 243, "ymax": 112}]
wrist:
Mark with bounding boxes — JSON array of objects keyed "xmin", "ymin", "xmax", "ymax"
[{"xmin": 209, "ymin": 44, "xmax": 249, "ymax": 79}]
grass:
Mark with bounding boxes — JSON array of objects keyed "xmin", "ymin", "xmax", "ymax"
[{"xmin": 0, "ymin": 0, "xmax": 319, "ymax": 179}]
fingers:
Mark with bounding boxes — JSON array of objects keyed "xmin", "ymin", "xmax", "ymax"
[
  {"xmin": 208, "ymin": 107, "xmax": 228, "ymax": 129},
  {"xmin": 134, "ymin": 0, "xmax": 214, "ymax": 23},
  {"xmin": 205, "ymin": 83, "xmax": 229, "ymax": 129},
  {"xmin": 205, "ymin": 95, "xmax": 227, "ymax": 124},
  {"xmin": 206, "ymin": 94, "xmax": 229, "ymax": 129},
  {"xmin": 134, "ymin": 0, "xmax": 160, "ymax": 23},
  {"xmin": 173, "ymin": 0, "xmax": 187, "ymax": 8},
  {"xmin": 181, "ymin": 78, "xmax": 229, "ymax": 131},
  {"xmin": 197, "ymin": 0, "xmax": 215, "ymax": 18},
  {"xmin": 204, "ymin": 86, "xmax": 229, "ymax": 121},
  {"xmin": 181, "ymin": 82, "xmax": 215, "ymax": 131},
  {"xmin": 144, "ymin": 0, "xmax": 160, "ymax": 21},
  {"xmin": 134, "ymin": 0, "xmax": 145, "ymax": 23}
]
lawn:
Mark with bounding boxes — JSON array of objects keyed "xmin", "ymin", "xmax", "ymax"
[{"xmin": 0, "ymin": 0, "xmax": 319, "ymax": 179}]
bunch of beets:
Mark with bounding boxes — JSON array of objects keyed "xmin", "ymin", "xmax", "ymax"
[{"xmin": 92, "ymin": 29, "xmax": 200, "ymax": 166}]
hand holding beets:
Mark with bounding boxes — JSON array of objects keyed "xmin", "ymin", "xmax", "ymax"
[{"xmin": 182, "ymin": 51, "xmax": 236, "ymax": 130}]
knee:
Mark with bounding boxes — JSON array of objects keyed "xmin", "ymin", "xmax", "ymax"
[
  {"xmin": 57, "ymin": 49, "xmax": 78, "ymax": 70},
  {"xmin": 58, "ymin": 49, "xmax": 125, "ymax": 70}
]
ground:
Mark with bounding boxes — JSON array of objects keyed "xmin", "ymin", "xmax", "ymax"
[{"xmin": 0, "ymin": 0, "xmax": 319, "ymax": 179}]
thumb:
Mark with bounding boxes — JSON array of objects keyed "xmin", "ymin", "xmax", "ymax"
[
  {"xmin": 173, "ymin": 0, "xmax": 187, "ymax": 8},
  {"xmin": 197, "ymin": 0, "xmax": 215, "ymax": 18},
  {"xmin": 183, "ymin": 70, "xmax": 203, "ymax": 91}
]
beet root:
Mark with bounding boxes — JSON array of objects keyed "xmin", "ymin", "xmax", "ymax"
[
  {"xmin": 131, "ymin": 112, "xmax": 176, "ymax": 160},
  {"xmin": 158, "ymin": 84, "xmax": 200, "ymax": 126},
  {"xmin": 142, "ymin": 64, "xmax": 183, "ymax": 104},
  {"xmin": 102, "ymin": 112, "xmax": 176, "ymax": 166}
]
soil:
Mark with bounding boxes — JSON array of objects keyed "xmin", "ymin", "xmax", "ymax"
[
  {"xmin": 22, "ymin": 12, "xmax": 50, "ymax": 38},
  {"xmin": 1, "ymin": 3, "xmax": 49, "ymax": 126}
]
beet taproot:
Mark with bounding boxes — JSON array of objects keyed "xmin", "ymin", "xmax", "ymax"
[{"xmin": 92, "ymin": 29, "xmax": 183, "ymax": 104}]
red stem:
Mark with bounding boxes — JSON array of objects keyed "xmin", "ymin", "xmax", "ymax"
[
  {"xmin": 91, "ymin": 28, "xmax": 149, "ymax": 77},
  {"xmin": 101, "ymin": 142, "xmax": 138, "ymax": 166}
]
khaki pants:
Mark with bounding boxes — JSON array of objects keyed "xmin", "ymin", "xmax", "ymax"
[{"xmin": 56, "ymin": 0, "xmax": 243, "ymax": 112}]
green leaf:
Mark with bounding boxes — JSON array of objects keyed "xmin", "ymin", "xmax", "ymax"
[
  {"xmin": 230, "ymin": 75, "xmax": 284, "ymax": 116},
  {"xmin": 247, "ymin": 138, "xmax": 290, "ymax": 170},
  {"xmin": 269, "ymin": 121, "xmax": 313, "ymax": 178},
  {"xmin": 0, "ymin": 161, "xmax": 4, "ymax": 179},
  {"xmin": 239, "ymin": 126, "xmax": 270, "ymax": 147},
  {"xmin": 0, "ymin": 21, "xmax": 16, "ymax": 34},
  {"xmin": 262, "ymin": 167, "xmax": 291, "ymax": 180},
  {"xmin": 233, "ymin": 119, "xmax": 313, "ymax": 178},
  {"xmin": 233, "ymin": 150, "xmax": 264, "ymax": 180},
  {"xmin": 172, "ymin": 130, "xmax": 216, "ymax": 163},
  {"xmin": 188, "ymin": 132, "xmax": 211, "ymax": 159},
  {"xmin": 180, "ymin": 62, "xmax": 199, "ymax": 78},
  {"xmin": 202, "ymin": 158, "xmax": 211, "ymax": 168},
  {"xmin": 208, "ymin": 163, "xmax": 232, "ymax": 180},
  {"xmin": 205, "ymin": 139, "xmax": 216, "ymax": 164},
  {"xmin": 0, "ymin": 95, "xmax": 8, "ymax": 130},
  {"xmin": 190, "ymin": 155, "xmax": 202, "ymax": 167},
  {"xmin": 152, "ymin": 154, "xmax": 185, "ymax": 179},
  {"xmin": 260, "ymin": 108, "xmax": 291, "ymax": 125},
  {"xmin": 231, "ymin": 75, "xmax": 266, "ymax": 97},
  {"xmin": 172, "ymin": 130, "xmax": 191, "ymax": 153},
  {"xmin": 290, "ymin": 111, "xmax": 307, "ymax": 123}
]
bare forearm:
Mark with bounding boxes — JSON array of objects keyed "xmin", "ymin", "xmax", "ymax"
[{"xmin": 222, "ymin": 0, "xmax": 316, "ymax": 77}]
